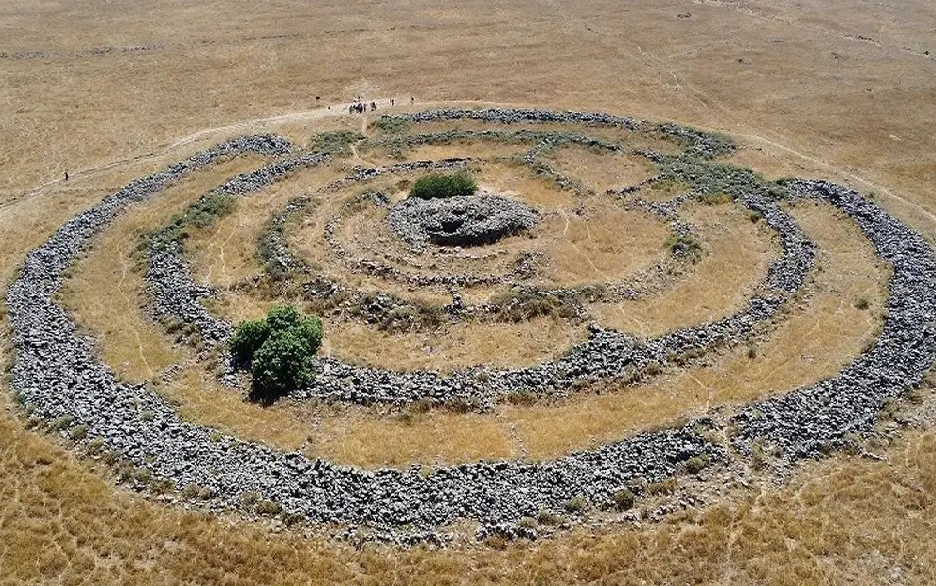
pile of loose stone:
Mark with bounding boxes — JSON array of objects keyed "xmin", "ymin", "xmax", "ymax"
[
  {"xmin": 146, "ymin": 171, "xmax": 811, "ymax": 408},
  {"xmin": 297, "ymin": 182, "xmax": 811, "ymax": 409},
  {"xmin": 323, "ymin": 190, "xmax": 540, "ymax": 288},
  {"xmin": 257, "ymin": 124, "xmax": 711, "ymax": 329},
  {"xmin": 384, "ymin": 107, "xmax": 733, "ymax": 158},
  {"xmin": 142, "ymin": 113, "xmax": 815, "ymax": 409},
  {"xmin": 8, "ymin": 109, "xmax": 936, "ymax": 544},
  {"xmin": 387, "ymin": 190, "xmax": 540, "ymax": 248},
  {"xmin": 146, "ymin": 151, "xmax": 330, "ymax": 351},
  {"xmin": 207, "ymin": 191, "xmax": 814, "ymax": 408}
]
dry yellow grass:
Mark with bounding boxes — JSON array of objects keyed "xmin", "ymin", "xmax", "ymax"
[
  {"xmin": 323, "ymin": 317, "xmax": 585, "ymax": 372},
  {"xmin": 186, "ymin": 161, "xmax": 349, "ymax": 288},
  {"xmin": 537, "ymin": 203, "xmax": 670, "ymax": 288},
  {"xmin": 638, "ymin": 178, "xmax": 691, "ymax": 203},
  {"xmin": 152, "ymin": 198, "xmax": 884, "ymax": 469},
  {"xmin": 3, "ymin": 0, "xmax": 936, "ymax": 581},
  {"xmin": 156, "ymin": 365, "xmax": 311, "ymax": 451},
  {"xmin": 308, "ymin": 200, "xmax": 885, "ymax": 465},
  {"xmin": 59, "ymin": 156, "xmax": 265, "ymax": 382},
  {"xmin": 282, "ymin": 159, "xmax": 676, "ymax": 314},
  {"xmin": 543, "ymin": 144, "xmax": 657, "ymax": 192},
  {"xmin": 1, "ymin": 383, "xmax": 934, "ymax": 584},
  {"xmin": 45, "ymin": 124, "xmax": 884, "ymax": 470},
  {"xmin": 590, "ymin": 201, "xmax": 776, "ymax": 336}
]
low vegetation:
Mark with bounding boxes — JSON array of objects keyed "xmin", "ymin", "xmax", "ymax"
[
  {"xmin": 665, "ymin": 233, "xmax": 702, "ymax": 259},
  {"xmin": 230, "ymin": 305, "xmax": 324, "ymax": 401},
  {"xmin": 310, "ymin": 130, "xmax": 364, "ymax": 155},
  {"xmin": 409, "ymin": 170, "xmax": 478, "ymax": 199}
]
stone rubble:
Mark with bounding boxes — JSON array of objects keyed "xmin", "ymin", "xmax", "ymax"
[
  {"xmin": 386, "ymin": 191, "xmax": 540, "ymax": 249},
  {"xmin": 143, "ymin": 123, "xmax": 814, "ymax": 410},
  {"xmin": 7, "ymin": 111, "xmax": 935, "ymax": 543}
]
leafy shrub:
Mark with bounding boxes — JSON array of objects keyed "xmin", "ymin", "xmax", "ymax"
[
  {"xmin": 230, "ymin": 319, "xmax": 270, "ymax": 366},
  {"xmin": 409, "ymin": 170, "xmax": 477, "ymax": 200},
  {"xmin": 188, "ymin": 193, "xmax": 237, "ymax": 229},
  {"xmin": 855, "ymin": 297, "xmax": 870, "ymax": 310},
  {"xmin": 230, "ymin": 305, "xmax": 324, "ymax": 401},
  {"xmin": 251, "ymin": 331, "xmax": 315, "ymax": 398}
]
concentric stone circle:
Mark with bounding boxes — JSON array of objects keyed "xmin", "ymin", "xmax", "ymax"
[{"xmin": 7, "ymin": 107, "xmax": 936, "ymax": 545}]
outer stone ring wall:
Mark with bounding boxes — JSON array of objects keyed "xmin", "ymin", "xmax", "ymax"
[{"xmin": 7, "ymin": 110, "xmax": 936, "ymax": 545}]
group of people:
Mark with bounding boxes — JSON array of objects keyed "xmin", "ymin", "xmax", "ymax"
[
  {"xmin": 347, "ymin": 96, "xmax": 415, "ymax": 115},
  {"xmin": 348, "ymin": 101, "xmax": 376, "ymax": 114}
]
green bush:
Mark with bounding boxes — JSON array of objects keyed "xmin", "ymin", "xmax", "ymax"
[
  {"xmin": 666, "ymin": 234, "xmax": 702, "ymax": 259},
  {"xmin": 230, "ymin": 319, "xmax": 270, "ymax": 366},
  {"xmin": 409, "ymin": 170, "xmax": 477, "ymax": 200},
  {"xmin": 564, "ymin": 495, "xmax": 589, "ymax": 514},
  {"xmin": 229, "ymin": 305, "xmax": 324, "ymax": 401},
  {"xmin": 685, "ymin": 454, "xmax": 710, "ymax": 474},
  {"xmin": 536, "ymin": 509, "xmax": 564, "ymax": 525}
]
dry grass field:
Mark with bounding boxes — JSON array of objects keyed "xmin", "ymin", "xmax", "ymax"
[{"xmin": 2, "ymin": 0, "xmax": 936, "ymax": 583}]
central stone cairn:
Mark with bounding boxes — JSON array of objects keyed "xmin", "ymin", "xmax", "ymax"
[
  {"xmin": 387, "ymin": 190, "xmax": 540, "ymax": 248},
  {"xmin": 11, "ymin": 107, "xmax": 936, "ymax": 546}
]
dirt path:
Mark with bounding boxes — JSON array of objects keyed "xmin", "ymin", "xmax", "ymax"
[{"xmin": 4, "ymin": 97, "xmax": 929, "ymax": 233}]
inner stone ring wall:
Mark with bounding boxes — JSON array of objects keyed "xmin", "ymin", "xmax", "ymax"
[{"xmin": 7, "ymin": 108, "xmax": 936, "ymax": 545}]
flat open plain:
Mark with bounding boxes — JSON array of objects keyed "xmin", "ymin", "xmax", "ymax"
[{"xmin": 1, "ymin": 0, "xmax": 935, "ymax": 583}]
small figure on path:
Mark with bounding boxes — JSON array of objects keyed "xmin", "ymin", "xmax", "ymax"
[{"xmin": 64, "ymin": 170, "xmax": 68, "ymax": 181}]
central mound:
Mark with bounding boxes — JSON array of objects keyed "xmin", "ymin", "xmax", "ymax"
[{"xmin": 387, "ymin": 191, "xmax": 540, "ymax": 248}]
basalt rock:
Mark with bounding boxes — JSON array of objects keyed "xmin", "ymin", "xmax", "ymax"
[
  {"xmin": 7, "ymin": 111, "xmax": 935, "ymax": 545},
  {"xmin": 387, "ymin": 192, "xmax": 539, "ymax": 248}
]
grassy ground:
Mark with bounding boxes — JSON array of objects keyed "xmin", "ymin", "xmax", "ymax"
[
  {"xmin": 186, "ymin": 162, "xmax": 350, "ymax": 289},
  {"xmin": 60, "ymin": 156, "xmax": 266, "ymax": 382},
  {"xmin": 1, "ymin": 391, "xmax": 934, "ymax": 585},
  {"xmin": 82, "ymin": 196, "xmax": 885, "ymax": 468},
  {"xmin": 3, "ymin": 0, "xmax": 936, "ymax": 582},
  {"xmin": 590, "ymin": 201, "xmax": 776, "ymax": 336},
  {"xmin": 543, "ymin": 145, "xmax": 658, "ymax": 193}
]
